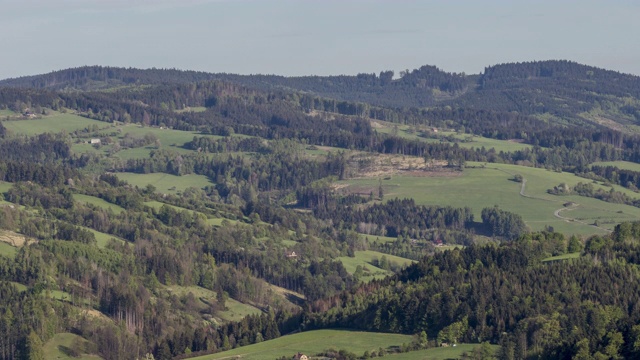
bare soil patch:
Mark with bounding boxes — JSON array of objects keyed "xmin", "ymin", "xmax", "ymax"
[
  {"xmin": 0, "ymin": 230, "xmax": 32, "ymax": 247},
  {"xmin": 349, "ymin": 153, "xmax": 458, "ymax": 178}
]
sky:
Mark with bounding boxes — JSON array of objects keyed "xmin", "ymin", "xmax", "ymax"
[{"xmin": 1, "ymin": 0, "xmax": 639, "ymax": 80}]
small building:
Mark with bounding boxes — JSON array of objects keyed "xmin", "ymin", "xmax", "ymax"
[
  {"xmin": 22, "ymin": 109, "xmax": 36, "ymax": 118},
  {"xmin": 89, "ymin": 138, "xmax": 101, "ymax": 144},
  {"xmin": 286, "ymin": 251, "xmax": 298, "ymax": 258},
  {"xmin": 293, "ymin": 353, "xmax": 308, "ymax": 360}
]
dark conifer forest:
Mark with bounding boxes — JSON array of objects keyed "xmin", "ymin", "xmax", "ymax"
[{"xmin": 1, "ymin": 61, "xmax": 640, "ymax": 359}]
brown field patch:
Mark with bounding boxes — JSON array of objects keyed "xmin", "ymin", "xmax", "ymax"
[
  {"xmin": 0, "ymin": 230, "xmax": 32, "ymax": 247},
  {"xmin": 348, "ymin": 153, "xmax": 456, "ymax": 178}
]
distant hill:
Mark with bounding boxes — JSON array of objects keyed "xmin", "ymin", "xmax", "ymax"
[
  {"xmin": 450, "ymin": 60, "xmax": 640, "ymax": 128},
  {"xmin": 0, "ymin": 66, "xmax": 221, "ymax": 91},
  {"xmin": 0, "ymin": 64, "xmax": 471, "ymax": 108},
  {"xmin": 2, "ymin": 60, "xmax": 640, "ymax": 131}
]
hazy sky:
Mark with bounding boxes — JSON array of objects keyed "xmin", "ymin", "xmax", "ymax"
[{"xmin": 1, "ymin": 0, "xmax": 639, "ymax": 80}]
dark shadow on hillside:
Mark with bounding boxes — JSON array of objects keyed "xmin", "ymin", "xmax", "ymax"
[
  {"xmin": 284, "ymin": 292, "xmax": 305, "ymax": 307},
  {"xmin": 58, "ymin": 345, "xmax": 81, "ymax": 358},
  {"xmin": 469, "ymin": 221, "xmax": 492, "ymax": 237}
]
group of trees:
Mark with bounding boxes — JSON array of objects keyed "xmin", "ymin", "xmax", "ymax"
[{"xmin": 304, "ymin": 224, "xmax": 640, "ymax": 359}]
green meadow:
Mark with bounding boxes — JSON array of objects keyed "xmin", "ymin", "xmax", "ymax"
[
  {"xmin": 43, "ymin": 333, "xmax": 102, "ymax": 360},
  {"xmin": 191, "ymin": 329, "xmax": 414, "ymax": 360},
  {"xmin": 590, "ymin": 160, "xmax": 640, "ymax": 172},
  {"xmin": 375, "ymin": 123, "xmax": 532, "ymax": 153},
  {"xmin": 2, "ymin": 111, "xmax": 107, "ymax": 136},
  {"xmin": 0, "ymin": 241, "xmax": 17, "ymax": 257},
  {"xmin": 0, "ymin": 181, "xmax": 12, "ymax": 203},
  {"xmin": 116, "ymin": 172, "xmax": 212, "ymax": 194},
  {"xmin": 73, "ymin": 194, "xmax": 125, "ymax": 214},
  {"xmin": 164, "ymin": 285, "xmax": 262, "ymax": 323},
  {"xmin": 85, "ymin": 228, "xmax": 124, "ymax": 248},
  {"xmin": 340, "ymin": 162, "xmax": 640, "ymax": 236},
  {"xmin": 379, "ymin": 344, "xmax": 497, "ymax": 360},
  {"xmin": 339, "ymin": 250, "xmax": 414, "ymax": 281},
  {"xmin": 0, "ymin": 109, "xmax": 20, "ymax": 117}
]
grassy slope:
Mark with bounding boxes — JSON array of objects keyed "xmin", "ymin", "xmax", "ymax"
[
  {"xmin": 590, "ymin": 161, "xmax": 640, "ymax": 172},
  {"xmin": 165, "ymin": 285, "xmax": 262, "ymax": 323},
  {"xmin": 190, "ymin": 329, "xmax": 413, "ymax": 360},
  {"xmin": 85, "ymin": 228, "xmax": 125, "ymax": 248},
  {"xmin": 375, "ymin": 124, "xmax": 532, "ymax": 153},
  {"xmin": 0, "ymin": 181, "xmax": 13, "ymax": 199},
  {"xmin": 0, "ymin": 109, "xmax": 19, "ymax": 116},
  {"xmin": 339, "ymin": 250, "xmax": 415, "ymax": 281},
  {"xmin": 43, "ymin": 333, "xmax": 102, "ymax": 360},
  {"xmin": 73, "ymin": 194, "xmax": 125, "ymax": 214},
  {"xmin": 116, "ymin": 172, "xmax": 212, "ymax": 194},
  {"xmin": 382, "ymin": 344, "xmax": 498, "ymax": 360},
  {"xmin": 2, "ymin": 112, "xmax": 106, "ymax": 136},
  {"xmin": 340, "ymin": 162, "xmax": 640, "ymax": 236},
  {"xmin": 0, "ymin": 241, "xmax": 17, "ymax": 257}
]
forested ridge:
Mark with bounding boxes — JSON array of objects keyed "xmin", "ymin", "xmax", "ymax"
[
  {"xmin": 303, "ymin": 225, "xmax": 640, "ymax": 359},
  {"xmin": 1, "ymin": 61, "xmax": 640, "ymax": 360}
]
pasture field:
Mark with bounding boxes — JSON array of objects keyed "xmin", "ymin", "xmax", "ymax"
[
  {"xmin": 375, "ymin": 123, "xmax": 532, "ymax": 153},
  {"xmin": 74, "ymin": 124, "xmax": 232, "ymax": 159},
  {"xmin": 339, "ymin": 256, "xmax": 391, "ymax": 280},
  {"xmin": 0, "ymin": 109, "xmax": 19, "ymax": 116},
  {"xmin": 85, "ymin": 228, "xmax": 124, "ymax": 248},
  {"xmin": 145, "ymin": 201, "xmax": 241, "ymax": 226},
  {"xmin": 339, "ymin": 162, "xmax": 640, "ymax": 236},
  {"xmin": 0, "ymin": 181, "xmax": 13, "ymax": 193},
  {"xmin": 339, "ymin": 251, "xmax": 414, "ymax": 282},
  {"xmin": 43, "ymin": 333, "xmax": 102, "ymax": 360},
  {"xmin": 381, "ymin": 344, "xmax": 497, "ymax": 360},
  {"xmin": 2, "ymin": 111, "xmax": 107, "ymax": 136},
  {"xmin": 116, "ymin": 125, "xmax": 222, "ymax": 148},
  {"xmin": 590, "ymin": 161, "xmax": 640, "ymax": 172},
  {"xmin": 164, "ymin": 285, "xmax": 262, "ymax": 323},
  {"xmin": 0, "ymin": 241, "xmax": 17, "ymax": 257},
  {"xmin": 73, "ymin": 194, "xmax": 125, "ymax": 214},
  {"xmin": 116, "ymin": 172, "xmax": 212, "ymax": 194},
  {"xmin": 191, "ymin": 329, "xmax": 413, "ymax": 360}
]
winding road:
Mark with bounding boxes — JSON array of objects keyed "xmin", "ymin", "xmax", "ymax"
[{"xmin": 496, "ymin": 168, "xmax": 612, "ymax": 233}]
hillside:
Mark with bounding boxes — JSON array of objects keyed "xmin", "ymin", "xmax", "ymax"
[
  {"xmin": 2, "ymin": 61, "xmax": 640, "ymax": 360},
  {"xmin": 3, "ymin": 60, "xmax": 640, "ymax": 131}
]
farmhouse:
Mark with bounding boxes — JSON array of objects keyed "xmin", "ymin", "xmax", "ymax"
[
  {"xmin": 286, "ymin": 251, "xmax": 298, "ymax": 258},
  {"xmin": 22, "ymin": 109, "xmax": 37, "ymax": 118},
  {"xmin": 292, "ymin": 353, "xmax": 308, "ymax": 360},
  {"xmin": 89, "ymin": 138, "xmax": 101, "ymax": 144}
]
